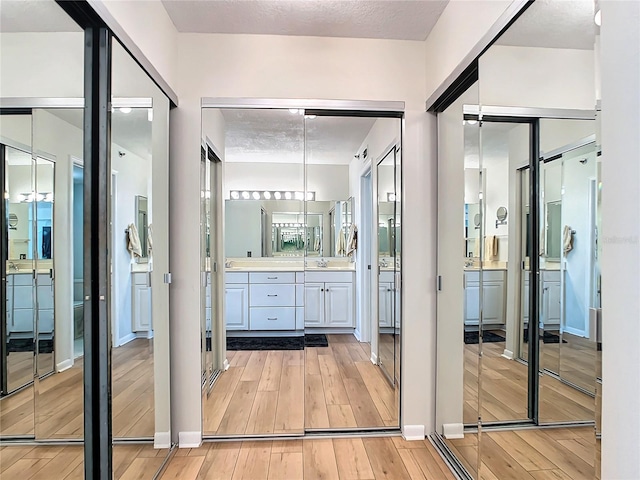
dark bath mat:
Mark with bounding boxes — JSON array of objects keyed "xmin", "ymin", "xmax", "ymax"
[
  {"xmin": 227, "ymin": 336, "xmax": 304, "ymax": 351},
  {"xmin": 304, "ymin": 334, "xmax": 329, "ymax": 348},
  {"xmin": 464, "ymin": 331, "xmax": 505, "ymax": 344}
]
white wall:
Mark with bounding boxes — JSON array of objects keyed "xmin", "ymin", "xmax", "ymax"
[
  {"xmin": 0, "ymin": 33, "xmax": 84, "ymax": 98},
  {"xmin": 90, "ymin": 0, "xmax": 178, "ymax": 94},
  {"xmin": 424, "ymin": 0, "xmax": 512, "ymax": 100},
  {"xmin": 171, "ymin": 32, "xmax": 430, "ymax": 444},
  {"xmin": 600, "ymin": 2, "xmax": 640, "ymax": 478},
  {"xmin": 479, "ymin": 46, "xmax": 596, "ymax": 109}
]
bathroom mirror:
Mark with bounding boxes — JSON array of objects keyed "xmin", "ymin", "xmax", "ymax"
[{"xmin": 135, "ymin": 195, "xmax": 149, "ymax": 262}]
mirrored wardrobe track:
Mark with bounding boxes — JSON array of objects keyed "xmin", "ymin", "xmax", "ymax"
[{"xmin": 200, "ymin": 105, "xmax": 403, "ymax": 438}]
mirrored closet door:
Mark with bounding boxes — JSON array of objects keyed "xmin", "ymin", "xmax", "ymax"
[{"xmin": 200, "ymin": 106, "xmax": 403, "ymax": 437}]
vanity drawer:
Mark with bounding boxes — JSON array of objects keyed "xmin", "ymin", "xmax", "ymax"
[
  {"xmin": 226, "ymin": 272, "xmax": 249, "ymax": 284},
  {"xmin": 250, "ymin": 284, "xmax": 295, "ymax": 306},
  {"xmin": 250, "ymin": 307, "xmax": 296, "ymax": 330},
  {"xmin": 304, "ymin": 271, "xmax": 353, "ymax": 283},
  {"xmin": 249, "ymin": 272, "xmax": 296, "ymax": 284}
]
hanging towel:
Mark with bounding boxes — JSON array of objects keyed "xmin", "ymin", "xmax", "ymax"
[
  {"xmin": 347, "ymin": 224, "xmax": 358, "ymax": 256},
  {"xmin": 563, "ymin": 225, "xmax": 574, "ymax": 255},
  {"xmin": 336, "ymin": 227, "xmax": 347, "ymax": 256},
  {"xmin": 147, "ymin": 224, "xmax": 153, "ymax": 256},
  {"xmin": 127, "ymin": 223, "xmax": 142, "ymax": 258},
  {"xmin": 474, "ymin": 236, "xmax": 480, "ymax": 258},
  {"xmin": 484, "ymin": 235, "xmax": 499, "ymax": 260},
  {"xmin": 314, "ymin": 235, "xmax": 321, "ymax": 252}
]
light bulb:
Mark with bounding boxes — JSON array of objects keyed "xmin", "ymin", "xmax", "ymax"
[
  {"xmin": 252, "ymin": 191, "xmax": 260, "ymax": 200},
  {"xmin": 284, "ymin": 192, "xmax": 292, "ymax": 200},
  {"xmin": 242, "ymin": 191, "xmax": 250, "ymax": 199},
  {"xmin": 289, "ymin": 108, "xmax": 299, "ymax": 114},
  {"xmin": 263, "ymin": 191, "xmax": 271, "ymax": 200},
  {"xmin": 230, "ymin": 191, "xmax": 239, "ymax": 199},
  {"xmin": 119, "ymin": 107, "xmax": 132, "ymax": 114},
  {"xmin": 306, "ymin": 192, "xmax": 314, "ymax": 200},
  {"xmin": 294, "ymin": 191, "xmax": 304, "ymax": 200},
  {"xmin": 274, "ymin": 192, "xmax": 282, "ymax": 200},
  {"xmin": 595, "ymin": 9, "xmax": 601, "ymax": 26}
]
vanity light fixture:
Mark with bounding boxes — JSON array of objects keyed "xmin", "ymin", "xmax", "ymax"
[
  {"xmin": 229, "ymin": 190, "xmax": 316, "ymax": 201},
  {"xmin": 594, "ymin": 9, "xmax": 601, "ymax": 26},
  {"xmin": 119, "ymin": 107, "xmax": 132, "ymax": 114},
  {"xmin": 289, "ymin": 108, "xmax": 299, "ymax": 114},
  {"xmin": 387, "ymin": 193, "xmax": 396, "ymax": 202},
  {"xmin": 305, "ymin": 114, "xmax": 316, "ymax": 119},
  {"xmin": 147, "ymin": 108, "xmax": 153, "ymax": 122}
]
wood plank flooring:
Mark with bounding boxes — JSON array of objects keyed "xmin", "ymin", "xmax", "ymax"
[
  {"xmin": 463, "ymin": 342, "xmax": 595, "ymax": 425},
  {"xmin": 0, "ymin": 339, "xmax": 154, "ymax": 439},
  {"xmin": 446, "ymin": 426, "xmax": 595, "ymax": 480},
  {"xmin": 204, "ymin": 334, "xmax": 398, "ymax": 435}
]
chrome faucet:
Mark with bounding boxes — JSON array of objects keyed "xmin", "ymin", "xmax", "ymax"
[
  {"xmin": 379, "ymin": 258, "xmax": 388, "ymax": 268},
  {"xmin": 224, "ymin": 259, "xmax": 232, "ymax": 269},
  {"xmin": 316, "ymin": 258, "xmax": 328, "ymax": 268},
  {"xmin": 8, "ymin": 261, "xmax": 19, "ymax": 271}
]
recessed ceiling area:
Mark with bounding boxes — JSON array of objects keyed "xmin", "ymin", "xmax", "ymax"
[
  {"xmin": 496, "ymin": 0, "xmax": 596, "ymax": 50},
  {"xmin": 161, "ymin": 0, "xmax": 448, "ymax": 41},
  {"xmin": 220, "ymin": 109, "xmax": 376, "ymax": 165}
]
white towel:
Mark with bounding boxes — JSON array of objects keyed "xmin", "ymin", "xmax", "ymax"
[
  {"xmin": 314, "ymin": 235, "xmax": 321, "ymax": 252},
  {"xmin": 147, "ymin": 224, "xmax": 153, "ymax": 256},
  {"xmin": 127, "ymin": 223, "xmax": 142, "ymax": 258},
  {"xmin": 336, "ymin": 227, "xmax": 347, "ymax": 256},
  {"xmin": 347, "ymin": 224, "xmax": 358, "ymax": 256},
  {"xmin": 563, "ymin": 225, "xmax": 574, "ymax": 255}
]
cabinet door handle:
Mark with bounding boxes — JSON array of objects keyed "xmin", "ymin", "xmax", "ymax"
[
  {"xmin": 267, "ymin": 276, "xmax": 278, "ymax": 279},
  {"xmin": 267, "ymin": 294, "xmax": 278, "ymax": 297},
  {"xmin": 267, "ymin": 317, "xmax": 278, "ymax": 320},
  {"xmin": 321, "ymin": 288, "xmax": 324, "ymax": 291}
]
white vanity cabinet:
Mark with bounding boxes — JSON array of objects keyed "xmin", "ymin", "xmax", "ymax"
[
  {"xmin": 132, "ymin": 271, "xmax": 152, "ymax": 334},
  {"xmin": 304, "ymin": 271, "xmax": 354, "ymax": 328},
  {"xmin": 225, "ymin": 272, "xmax": 249, "ymax": 330},
  {"xmin": 464, "ymin": 270, "xmax": 506, "ymax": 326},
  {"xmin": 249, "ymin": 272, "xmax": 297, "ymax": 331},
  {"xmin": 541, "ymin": 269, "xmax": 561, "ymax": 327},
  {"xmin": 7, "ymin": 273, "xmax": 34, "ymax": 334},
  {"xmin": 379, "ymin": 271, "xmax": 395, "ymax": 328},
  {"xmin": 36, "ymin": 273, "xmax": 54, "ymax": 334}
]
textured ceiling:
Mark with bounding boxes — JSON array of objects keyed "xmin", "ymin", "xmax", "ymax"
[
  {"xmin": 497, "ymin": 0, "xmax": 596, "ymax": 50},
  {"xmin": 221, "ymin": 109, "xmax": 376, "ymax": 164},
  {"xmin": 161, "ymin": 0, "xmax": 448, "ymax": 40},
  {"xmin": 0, "ymin": 0, "xmax": 81, "ymax": 32}
]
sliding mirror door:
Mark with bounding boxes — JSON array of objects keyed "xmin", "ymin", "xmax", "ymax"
[
  {"xmin": 202, "ymin": 107, "xmax": 305, "ymax": 436},
  {"xmin": 110, "ymin": 39, "xmax": 172, "ymax": 448}
]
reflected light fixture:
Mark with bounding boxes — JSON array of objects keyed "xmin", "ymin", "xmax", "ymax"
[
  {"xmin": 119, "ymin": 107, "xmax": 132, "ymax": 114},
  {"xmin": 252, "ymin": 191, "xmax": 260, "ymax": 200},
  {"xmin": 229, "ymin": 190, "xmax": 316, "ymax": 201},
  {"xmin": 241, "ymin": 191, "xmax": 250, "ymax": 199},
  {"xmin": 147, "ymin": 108, "xmax": 153, "ymax": 122},
  {"xmin": 284, "ymin": 191, "xmax": 292, "ymax": 200},
  {"xmin": 230, "ymin": 191, "xmax": 239, "ymax": 199},
  {"xmin": 387, "ymin": 193, "xmax": 396, "ymax": 202},
  {"xmin": 595, "ymin": 9, "xmax": 601, "ymax": 26},
  {"xmin": 274, "ymin": 191, "xmax": 282, "ymax": 200}
]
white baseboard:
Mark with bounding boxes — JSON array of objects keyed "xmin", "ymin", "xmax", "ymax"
[
  {"xmin": 402, "ymin": 425, "xmax": 425, "ymax": 441},
  {"xmin": 117, "ymin": 332, "xmax": 137, "ymax": 347},
  {"xmin": 136, "ymin": 330, "xmax": 154, "ymax": 340},
  {"xmin": 502, "ymin": 349, "xmax": 514, "ymax": 360},
  {"xmin": 563, "ymin": 326, "xmax": 587, "ymax": 338},
  {"xmin": 442, "ymin": 423, "xmax": 464, "ymax": 439},
  {"xmin": 353, "ymin": 329, "xmax": 362, "ymax": 342},
  {"xmin": 57, "ymin": 358, "xmax": 73, "ymax": 373},
  {"xmin": 370, "ymin": 351, "xmax": 378, "ymax": 365},
  {"xmin": 154, "ymin": 431, "xmax": 171, "ymax": 449},
  {"xmin": 178, "ymin": 431, "xmax": 201, "ymax": 448},
  {"xmin": 223, "ymin": 358, "xmax": 230, "ymax": 371}
]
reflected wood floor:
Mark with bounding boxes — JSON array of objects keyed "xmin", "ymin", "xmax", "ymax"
[
  {"xmin": 1, "ymin": 437, "xmax": 455, "ymax": 480},
  {"xmin": 0, "ymin": 339, "xmax": 154, "ymax": 439},
  {"xmin": 160, "ymin": 437, "xmax": 455, "ymax": 480},
  {"xmin": 446, "ymin": 426, "xmax": 595, "ymax": 479},
  {"xmin": 0, "ymin": 444, "xmax": 168, "ymax": 480},
  {"xmin": 463, "ymin": 342, "xmax": 594, "ymax": 425},
  {"xmin": 204, "ymin": 334, "xmax": 398, "ymax": 435}
]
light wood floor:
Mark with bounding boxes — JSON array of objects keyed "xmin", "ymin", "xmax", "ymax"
[
  {"xmin": 0, "ymin": 436, "xmax": 455, "ymax": 480},
  {"xmin": 446, "ymin": 426, "xmax": 595, "ymax": 479},
  {"xmin": 464, "ymin": 342, "xmax": 594, "ymax": 425},
  {"xmin": 0, "ymin": 339, "xmax": 154, "ymax": 439},
  {"xmin": 0, "ymin": 443, "xmax": 169, "ymax": 480},
  {"xmin": 204, "ymin": 334, "xmax": 398, "ymax": 435}
]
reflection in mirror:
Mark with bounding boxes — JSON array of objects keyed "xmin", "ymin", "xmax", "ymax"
[
  {"xmin": 109, "ymin": 38, "xmax": 172, "ymax": 453},
  {"xmin": 1, "ymin": 130, "xmax": 36, "ymax": 437},
  {"xmin": 203, "ymin": 108, "xmax": 305, "ymax": 436}
]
